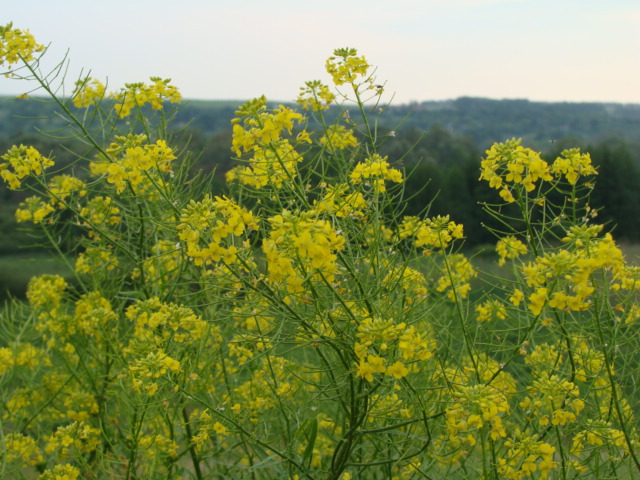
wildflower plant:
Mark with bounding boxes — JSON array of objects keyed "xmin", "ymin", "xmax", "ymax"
[{"xmin": 2, "ymin": 24, "xmax": 640, "ymax": 480}]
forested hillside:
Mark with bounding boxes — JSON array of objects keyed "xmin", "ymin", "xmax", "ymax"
[
  {"xmin": 3, "ymin": 96, "xmax": 640, "ymax": 146},
  {"xmin": 2, "ymin": 95, "xmax": 640, "ymax": 255}
]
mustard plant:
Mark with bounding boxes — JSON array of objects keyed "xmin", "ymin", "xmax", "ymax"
[{"xmin": 2, "ymin": 23, "xmax": 640, "ymax": 480}]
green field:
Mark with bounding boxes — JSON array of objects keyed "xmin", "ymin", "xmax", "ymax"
[{"xmin": 0, "ymin": 253, "xmax": 73, "ymax": 301}]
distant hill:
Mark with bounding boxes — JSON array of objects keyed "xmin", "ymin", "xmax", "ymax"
[
  {"xmin": 171, "ymin": 97, "xmax": 640, "ymax": 151},
  {"xmin": 1, "ymin": 96, "xmax": 639, "ymax": 151},
  {"xmin": 384, "ymin": 98, "xmax": 640, "ymax": 150}
]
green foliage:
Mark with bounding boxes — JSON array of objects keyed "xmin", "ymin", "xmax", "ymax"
[{"xmin": 3, "ymin": 25, "xmax": 640, "ymax": 480}]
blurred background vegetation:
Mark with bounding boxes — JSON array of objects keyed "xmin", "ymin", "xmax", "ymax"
[{"xmin": 2, "ymin": 96, "xmax": 640, "ymax": 300}]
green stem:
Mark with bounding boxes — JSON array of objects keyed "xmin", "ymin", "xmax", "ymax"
[{"xmin": 182, "ymin": 407, "xmax": 204, "ymax": 480}]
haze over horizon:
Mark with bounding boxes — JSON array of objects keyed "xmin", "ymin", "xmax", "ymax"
[{"xmin": 2, "ymin": 0, "xmax": 639, "ymax": 106}]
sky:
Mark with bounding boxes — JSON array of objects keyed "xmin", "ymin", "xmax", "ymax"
[{"xmin": 2, "ymin": 0, "xmax": 639, "ymax": 105}]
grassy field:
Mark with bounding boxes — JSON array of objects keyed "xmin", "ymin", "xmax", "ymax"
[{"xmin": 0, "ymin": 253, "xmax": 73, "ymax": 301}]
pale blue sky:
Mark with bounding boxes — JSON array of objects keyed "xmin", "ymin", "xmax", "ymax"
[{"xmin": 3, "ymin": 0, "xmax": 639, "ymax": 104}]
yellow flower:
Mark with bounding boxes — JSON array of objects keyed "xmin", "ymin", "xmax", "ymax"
[
  {"xmin": 15, "ymin": 196, "xmax": 54, "ymax": 223},
  {"xmin": 551, "ymin": 148, "xmax": 597, "ymax": 184},
  {"xmin": 213, "ymin": 421, "xmax": 228, "ymax": 436},
  {"xmin": 47, "ymin": 175, "xmax": 87, "ymax": 207},
  {"xmin": 435, "ymin": 253, "xmax": 476, "ymax": 300},
  {"xmin": 178, "ymin": 195, "xmax": 258, "ymax": 267},
  {"xmin": 38, "ymin": 464, "xmax": 81, "ymax": 480},
  {"xmin": 356, "ymin": 355, "xmax": 386, "ymax": 382},
  {"xmin": 475, "ymin": 298, "xmax": 507, "ymax": 322},
  {"xmin": 509, "ymin": 288, "xmax": 524, "ymax": 306},
  {"xmin": 496, "ymin": 236, "xmax": 527, "ymax": 266},
  {"xmin": 72, "ymin": 77, "xmax": 106, "ymax": 108},
  {"xmin": 387, "ymin": 361, "xmax": 410, "ymax": 379},
  {"xmin": 480, "ymin": 139, "xmax": 552, "ymax": 200},
  {"xmin": 528, "ymin": 287, "xmax": 548, "ymax": 315},
  {"xmin": 112, "ymin": 77, "xmax": 181, "ymax": 117},
  {"xmin": 350, "ymin": 153, "xmax": 403, "ymax": 193},
  {"xmin": 0, "ymin": 23, "xmax": 44, "ymax": 69},
  {"xmin": 1, "ymin": 144, "xmax": 54, "ymax": 189},
  {"xmin": 75, "ymin": 246, "xmax": 119, "ymax": 274},
  {"xmin": 297, "ymin": 80, "xmax": 335, "ymax": 111},
  {"xmin": 26, "ymin": 274, "xmax": 67, "ymax": 308},
  {"xmin": 4, "ymin": 433, "xmax": 43, "ymax": 466},
  {"xmin": 263, "ymin": 211, "xmax": 344, "ymax": 293},
  {"xmin": 320, "ymin": 124, "xmax": 359, "ymax": 152},
  {"xmin": 326, "ymin": 47, "xmax": 370, "ymax": 86},
  {"xmin": 90, "ymin": 135, "xmax": 176, "ymax": 194}
]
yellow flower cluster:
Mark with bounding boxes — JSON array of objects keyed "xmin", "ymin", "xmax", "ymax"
[
  {"xmin": 26, "ymin": 274, "xmax": 68, "ymax": 309},
  {"xmin": 0, "ymin": 22, "xmax": 44, "ymax": 70},
  {"xmin": 138, "ymin": 434, "xmax": 179, "ymax": 462},
  {"xmin": 496, "ymin": 235, "xmax": 528, "ymax": 266},
  {"xmin": 13, "ymin": 173, "xmax": 86, "ymax": 224},
  {"xmin": 128, "ymin": 350, "xmax": 181, "ymax": 396},
  {"xmin": 436, "ymin": 253, "xmax": 476, "ymax": 300},
  {"xmin": 475, "ymin": 298, "xmax": 507, "ymax": 323},
  {"xmin": 47, "ymin": 174, "xmax": 87, "ymax": 207},
  {"xmin": 480, "ymin": 138, "xmax": 553, "ymax": 202},
  {"xmin": 229, "ymin": 97, "xmax": 307, "ymax": 189},
  {"xmin": 524, "ymin": 343, "xmax": 562, "ymax": 375},
  {"xmin": 71, "ymin": 78, "xmax": 106, "ymax": 108},
  {"xmin": 90, "ymin": 134, "xmax": 176, "ymax": 194},
  {"xmin": 0, "ymin": 343, "xmax": 48, "ymax": 376},
  {"xmin": 178, "ymin": 195, "xmax": 258, "ymax": 266},
  {"xmin": 78, "ymin": 195, "xmax": 121, "ymax": 235},
  {"xmin": 320, "ymin": 124, "xmax": 359, "ymax": 153},
  {"xmin": 44, "ymin": 421, "xmax": 101, "ymax": 459},
  {"xmin": 72, "ymin": 291, "xmax": 118, "ymax": 339},
  {"xmin": 126, "ymin": 297, "xmax": 211, "ymax": 348},
  {"xmin": 1, "ymin": 144, "xmax": 54, "ymax": 189},
  {"xmin": 228, "ymin": 298, "xmax": 275, "ymax": 364},
  {"xmin": 480, "ymin": 139, "xmax": 598, "ymax": 203},
  {"xmin": 572, "ymin": 339, "xmax": 608, "ymax": 384},
  {"xmin": 191, "ymin": 409, "xmax": 229, "ymax": 453},
  {"xmin": 522, "ymin": 232, "xmax": 625, "ymax": 315},
  {"xmin": 551, "ymin": 148, "xmax": 597, "ymax": 185},
  {"xmin": 498, "ymin": 431, "xmax": 557, "ymax": 479},
  {"xmin": 382, "ymin": 265, "xmax": 429, "ymax": 304},
  {"xmin": 325, "ymin": 47, "xmax": 370, "ymax": 86},
  {"xmin": 38, "ymin": 464, "xmax": 81, "ymax": 480},
  {"xmin": 15, "ymin": 195, "xmax": 54, "ymax": 223},
  {"xmin": 75, "ymin": 246, "xmax": 119, "ymax": 274},
  {"xmin": 112, "ymin": 77, "xmax": 182, "ymax": 117},
  {"xmin": 263, "ymin": 210, "xmax": 345, "ymax": 294},
  {"xmin": 571, "ymin": 419, "xmax": 627, "ymax": 459},
  {"xmin": 315, "ymin": 183, "xmax": 367, "ymax": 218},
  {"xmin": 297, "ymin": 79, "xmax": 336, "ymax": 111},
  {"xmin": 32, "ymin": 289, "xmax": 117, "ymax": 348},
  {"xmin": 350, "ymin": 153, "xmax": 403, "ymax": 192},
  {"xmin": 403, "ymin": 215, "xmax": 464, "ymax": 252},
  {"xmin": 520, "ymin": 372, "xmax": 584, "ymax": 427},
  {"xmin": 368, "ymin": 393, "xmax": 411, "ymax": 423},
  {"xmin": 3, "ymin": 433, "xmax": 43, "ymax": 466},
  {"xmin": 233, "ymin": 357, "xmax": 295, "ymax": 419},
  {"xmin": 354, "ymin": 316, "xmax": 434, "ymax": 382},
  {"xmin": 446, "ymin": 384, "xmax": 510, "ymax": 447},
  {"xmin": 72, "ymin": 76, "xmax": 182, "ymax": 116},
  {"xmin": 132, "ymin": 239, "xmax": 182, "ymax": 286}
]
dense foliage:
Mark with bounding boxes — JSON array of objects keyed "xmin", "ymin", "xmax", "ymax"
[
  {"xmin": 2, "ymin": 99, "xmax": 640, "ymax": 259},
  {"xmin": 2, "ymin": 24, "xmax": 640, "ymax": 480}
]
